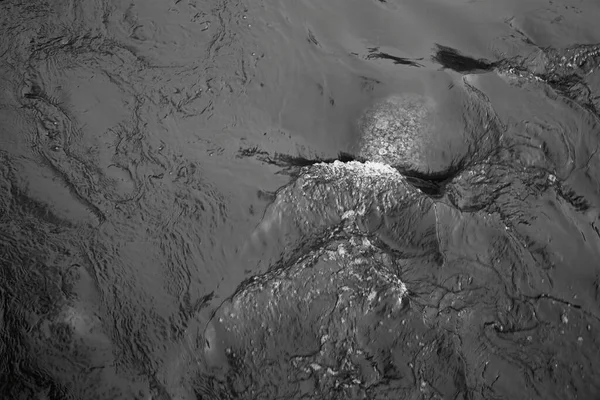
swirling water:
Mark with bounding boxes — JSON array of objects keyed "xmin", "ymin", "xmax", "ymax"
[{"xmin": 1, "ymin": 0, "xmax": 600, "ymax": 399}]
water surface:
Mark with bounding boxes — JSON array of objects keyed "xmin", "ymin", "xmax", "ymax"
[{"xmin": 1, "ymin": 0, "xmax": 600, "ymax": 399}]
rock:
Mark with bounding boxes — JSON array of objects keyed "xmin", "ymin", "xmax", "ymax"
[
  {"xmin": 247, "ymin": 160, "xmax": 440, "ymax": 272},
  {"xmin": 202, "ymin": 231, "xmax": 450, "ymax": 399}
]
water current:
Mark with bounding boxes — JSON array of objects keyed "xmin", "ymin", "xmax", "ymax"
[{"xmin": 1, "ymin": 0, "xmax": 600, "ymax": 399}]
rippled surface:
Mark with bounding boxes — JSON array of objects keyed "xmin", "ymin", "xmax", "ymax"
[{"xmin": 1, "ymin": 0, "xmax": 600, "ymax": 399}]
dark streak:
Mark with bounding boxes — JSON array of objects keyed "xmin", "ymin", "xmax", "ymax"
[
  {"xmin": 238, "ymin": 149, "xmax": 458, "ymax": 197},
  {"xmin": 556, "ymin": 182, "xmax": 590, "ymax": 212},
  {"xmin": 307, "ymin": 29, "xmax": 319, "ymax": 46},
  {"xmin": 431, "ymin": 44, "xmax": 497, "ymax": 73},
  {"xmin": 366, "ymin": 47, "xmax": 424, "ymax": 67}
]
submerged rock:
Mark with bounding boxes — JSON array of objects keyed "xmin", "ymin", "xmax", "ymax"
[
  {"xmin": 248, "ymin": 160, "xmax": 440, "ymax": 271},
  {"xmin": 205, "ymin": 71, "xmax": 507, "ymax": 398},
  {"xmin": 202, "ymin": 229, "xmax": 455, "ymax": 399},
  {"xmin": 199, "ymin": 44, "xmax": 600, "ymax": 399}
]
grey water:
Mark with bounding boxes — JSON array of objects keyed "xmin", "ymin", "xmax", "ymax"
[{"xmin": 1, "ymin": 0, "xmax": 600, "ymax": 399}]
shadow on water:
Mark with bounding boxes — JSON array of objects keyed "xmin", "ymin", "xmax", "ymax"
[
  {"xmin": 238, "ymin": 149, "xmax": 457, "ymax": 197},
  {"xmin": 431, "ymin": 44, "xmax": 497, "ymax": 74},
  {"xmin": 366, "ymin": 47, "xmax": 425, "ymax": 68}
]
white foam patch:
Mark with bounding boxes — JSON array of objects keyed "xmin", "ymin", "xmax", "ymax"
[{"xmin": 310, "ymin": 160, "xmax": 402, "ymax": 179}]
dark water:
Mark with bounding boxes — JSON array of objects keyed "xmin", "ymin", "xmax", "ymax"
[{"xmin": 1, "ymin": 0, "xmax": 600, "ymax": 399}]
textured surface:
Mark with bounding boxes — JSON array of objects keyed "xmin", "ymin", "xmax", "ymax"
[
  {"xmin": 1, "ymin": 0, "xmax": 600, "ymax": 399},
  {"xmin": 356, "ymin": 79, "xmax": 503, "ymax": 175}
]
